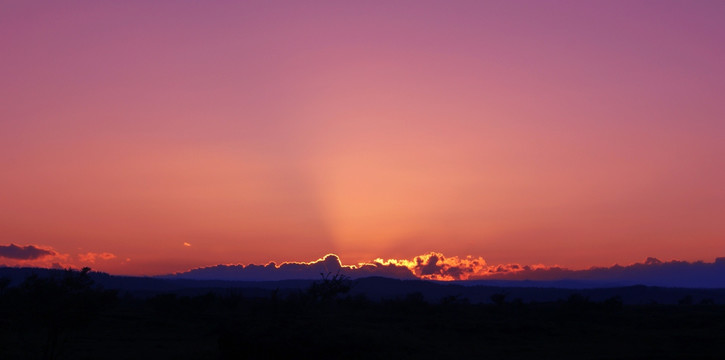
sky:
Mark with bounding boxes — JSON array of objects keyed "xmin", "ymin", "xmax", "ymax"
[{"xmin": 1, "ymin": 1, "xmax": 724, "ymax": 276}]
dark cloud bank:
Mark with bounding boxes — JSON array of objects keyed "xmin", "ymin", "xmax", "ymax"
[
  {"xmin": 476, "ymin": 257, "xmax": 725, "ymax": 288},
  {"xmin": 166, "ymin": 255, "xmax": 417, "ymax": 282},
  {"xmin": 0, "ymin": 244, "xmax": 55, "ymax": 260},
  {"xmin": 166, "ymin": 254, "xmax": 725, "ymax": 288}
]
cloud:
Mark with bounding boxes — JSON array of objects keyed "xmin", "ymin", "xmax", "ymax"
[
  {"xmin": 0, "ymin": 244, "xmax": 119, "ymax": 270},
  {"xmin": 167, "ymin": 252, "xmax": 725, "ymax": 287},
  {"xmin": 402, "ymin": 252, "xmax": 487, "ymax": 280},
  {"xmin": 169, "ymin": 253, "xmax": 519, "ymax": 281},
  {"xmin": 480, "ymin": 257, "xmax": 725, "ymax": 287},
  {"xmin": 0, "ymin": 244, "xmax": 55, "ymax": 260},
  {"xmin": 346, "ymin": 261, "xmax": 419, "ymax": 279},
  {"xmin": 169, "ymin": 252, "xmax": 514, "ymax": 281},
  {"xmin": 170, "ymin": 254, "xmax": 417, "ymax": 281},
  {"xmin": 78, "ymin": 252, "xmax": 116, "ymax": 263},
  {"xmin": 368, "ymin": 252, "xmax": 526, "ymax": 280}
]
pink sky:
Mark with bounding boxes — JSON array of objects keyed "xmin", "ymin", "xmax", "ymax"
[{"xmin": 1, "ymin": 1, "xmax": 724, "ymax": 275}]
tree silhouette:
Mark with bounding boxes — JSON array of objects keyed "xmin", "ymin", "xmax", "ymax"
[
  {"xmin": 491, "ymin": 292, "xmax": 508, "ymax": 306},
  {"xmin": 308, "ymin": 271, "xmax": 352, "ymax": 302},
  {"xmin": 5, "ymin": 267, "xmax": 116, "ymax": 360},
  {"xmin": 678, "ymin": 295, "xmax": 693, "ymax": 305}
]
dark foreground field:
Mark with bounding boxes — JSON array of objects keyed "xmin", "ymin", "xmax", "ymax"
[{"xmin": 1, "ymin": 269, "xmax": 724, "ymax": 359}]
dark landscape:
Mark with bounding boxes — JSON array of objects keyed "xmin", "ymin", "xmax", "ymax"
[{"xmin": 2, "ymin": 267, "xmax": 724, "ymax": 359}]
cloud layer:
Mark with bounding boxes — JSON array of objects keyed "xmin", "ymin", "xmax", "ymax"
[
  {"xmin": 0, "ymin": 244, "xmax": 118, "ymax": 270},
  {"xmin": 168, "ymin": 252, "xmax": 725, "ymax": 287},
  {"xmin": 369, "ymin": 252, "xmax": 525, "ymax": 280},
  {"xmin": 479, "ymin": 257, "xmax": 725, "ymax": 287},
  {"xmin": 167, "ymin": 254, "xmax": 418, "ymax": 281},
  {"xmin": 78, "ymin": 252, "xmax": 117, "ymax": 263},
  {"xmin": 0, "ymin": 244, "xmax": 55, "ymax": 260},
  {"xmin": 3, "ymin": 245, "xmax": 723, "ymax": 288}
]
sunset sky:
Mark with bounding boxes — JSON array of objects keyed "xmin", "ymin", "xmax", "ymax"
[{"xmin": 1, "ymin": 1, "xmax": 724, "ymax": 276}]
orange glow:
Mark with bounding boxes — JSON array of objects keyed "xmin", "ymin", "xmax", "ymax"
[
  {"xmin": 369, "ymin": 252, "xmax": 537, "ymax": 281},
  {"xmin": 78, "ymin": 252, "xmax": 116, "ymax": 264}
]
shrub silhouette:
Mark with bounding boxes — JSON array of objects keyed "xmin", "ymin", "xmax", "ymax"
[
  {"xmin": 678, "ymin": 295, "xmax": 693, "ymax": 305},
  {"xmin": 0, "ymin": 277, "xmax": 10, "ymax": 296},
  {"xmin": 491, "ymin": 292, "xmax": 508, "ymax": 306},
  {"xmin": 700, "ymin": 298, "xmax": 715, "ymax": 305},
  {"xmin": 308, "ymin": 271, "xmax": 352, "ymax": 302},
  {"xmin": 603, "ymin": 295, "xmax": 623, "ymax": 311}
]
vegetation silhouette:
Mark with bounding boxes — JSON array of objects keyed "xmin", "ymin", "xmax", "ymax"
[
  {"xmin": 490, "ymin": 292, "xmax": 509, "ymax": 306},
  {"xmin": 0, "ymin": 267, "xmax": 116, "ymax": 359},
  {"xmin": 307, "ymin": 271, "xmax": 352, "ymax": 302}
]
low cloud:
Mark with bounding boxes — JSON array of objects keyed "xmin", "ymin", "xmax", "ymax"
[
  {"xmin": 170, "ymin": 252, "xmax": 519, "ymax": 281},
  {"xmin": 78, "ymin": 252, "xmax": 116, "ymax": 263},
  {"xmin": 169, "ymin": 252, "xmax": 725, "ymax": 287},
  {"xmin": 171, "ymin": 254, "xmax": 417, "ymax": 281},
  {"xmin": 0, "ymin": 244, "xmax": 55, "ymax": 260},
  {"xmin": 367, "ymin": 252, "xmax": 538, "ymax": 280},
  {"xmin": 169, "ymin": 252, "xmax": 532, "ymax": 281},
  {"xmin": 0, "ymin": 244, "xmax": 117, "ymax": 270},
  {"xmin": 370, "ymin": 252, "xmax": 489, "ymax": 280},
  {"xmin": 481, "ymin": 257, "xmax": 725, "ymax": 287}
]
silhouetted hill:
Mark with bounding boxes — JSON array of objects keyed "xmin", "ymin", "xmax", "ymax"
[{"xmin": 350, "ymin": 277, "xmax": 725, "ymax": 304}]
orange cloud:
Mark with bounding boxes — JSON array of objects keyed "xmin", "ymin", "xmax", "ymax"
[
  {"xmin": 78, "ymin": 252, "xmax": 116, "ymax": 263},
  {"xmin": 368, "ymin": 252, "xmax": 529, "ymax": 280}
]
